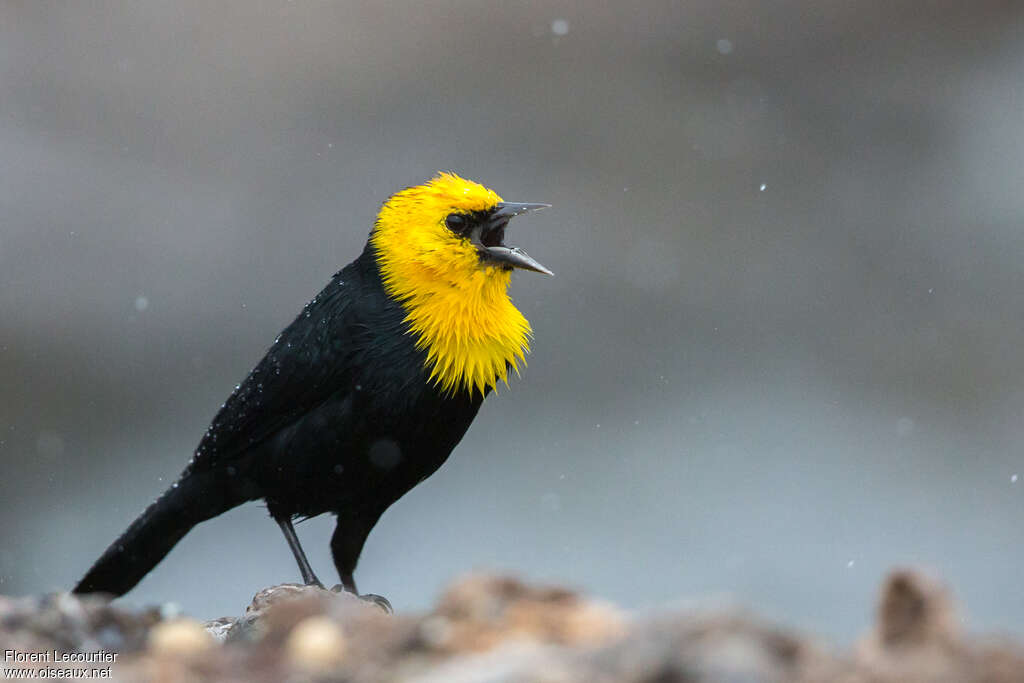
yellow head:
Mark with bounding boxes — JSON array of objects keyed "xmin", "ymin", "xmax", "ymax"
[{"xmin": 370, "ymin": 172, "xmax": 551, "ymax": 397}]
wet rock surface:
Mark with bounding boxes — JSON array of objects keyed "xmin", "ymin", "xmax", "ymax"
[{"xmin": 2, "ymin": 570, "xmax": 1023, "ymax": 682}]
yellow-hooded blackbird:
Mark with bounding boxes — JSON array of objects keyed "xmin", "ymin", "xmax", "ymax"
[{"xmin": 73, "ymin": 173, "xmax": 552, "ymax": 608}]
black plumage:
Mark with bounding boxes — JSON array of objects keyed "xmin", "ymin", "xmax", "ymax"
[{"xmin": 73, "ymin": 243, "xmax": 485, "ymax": 601}]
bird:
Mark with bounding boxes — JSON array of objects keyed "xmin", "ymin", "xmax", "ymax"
[{"xmin": 72, "ymin": 172, "xmax": 552, "ymax": 609}]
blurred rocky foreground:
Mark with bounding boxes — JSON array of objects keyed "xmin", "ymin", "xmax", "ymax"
[{"xmin": 3, "ymin": 571, "xmax": 1024, "ymax": 682}]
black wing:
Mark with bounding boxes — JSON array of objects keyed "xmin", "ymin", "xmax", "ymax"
[{"xmin": 184, "ymin": 258, "xmax": 375, "ymax": 474}]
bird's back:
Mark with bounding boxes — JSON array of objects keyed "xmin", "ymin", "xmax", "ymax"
[{"xmin": 184, "ymin": 244, "xmax": 485, "ymax": 519}]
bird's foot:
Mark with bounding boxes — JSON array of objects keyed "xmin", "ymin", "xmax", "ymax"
[
  {"xmin": 359, "ymin": 593, "xmax": 393, "ymax": 614},
  {"xmin": 329, "ymin": 584, "xmax": 392, "ymax": 613}
]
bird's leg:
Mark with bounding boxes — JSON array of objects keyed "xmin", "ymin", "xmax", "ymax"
[
  {"xmin": 330, "ymin": 512, "xmax": 391, "ymax": 613},
  {"xmin": 275, "ymin": 516, "xmax": 324, "ymax": 588},
  {"xmin": 339, "ymin": 571, "xmax": 357, "ymax": 594}
]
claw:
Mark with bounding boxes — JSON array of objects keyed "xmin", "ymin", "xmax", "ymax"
[
  {"xmin": 359, "ymin": 593, "xmax": 392, "ymax": 614},
  {"xmin": 326, "ymin": 583, "xmax": 391, "ymax": 613}
]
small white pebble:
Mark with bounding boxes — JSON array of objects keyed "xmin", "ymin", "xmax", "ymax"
[
  {"xmin": 148, "ymin": 618, "xmax": 214, "ymax": 656},
  {"xmin": 134, "ymin": 295, "xmax": 149, "ymax": 312},
  {"xmin": 716, "ymin": 38, "xmax": 733, "ymax": 54},
  {"xmin": 759, "ymin": 183, "xmax": 767, "ymax": 192},
  {"xmin": 847, "ymin": 560, "xmax": 855, "ymax": 568},
  {"xmin": 551, "ymin": 19, "xmax": 569, "ymax": 36},
  {"xmin": 1012, "ymin": 474, "xmax": 1018, "ymax": 484},
  {"xmin": 286, "ymin": 616, "xmax": 347, "ymax": 670}
]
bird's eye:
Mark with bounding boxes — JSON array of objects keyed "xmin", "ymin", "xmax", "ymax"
[{"xmin": 445, "ymin": 213, "xmax": 467, "ymax": 233}]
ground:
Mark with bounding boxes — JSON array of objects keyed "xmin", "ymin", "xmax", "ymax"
[{"xmin": 2, "ymin": 569, "xmax": 1023, "ymax": 682}]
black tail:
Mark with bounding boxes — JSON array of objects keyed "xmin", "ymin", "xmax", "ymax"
[{"xmin": 73, "ymin": 469, "xmax": 252, "ymax": 596}]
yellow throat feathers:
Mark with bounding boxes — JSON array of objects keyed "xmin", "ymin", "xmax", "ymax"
[{"xmin": 370, "ymin": 173, "xmax": 532, "ymax": 397}]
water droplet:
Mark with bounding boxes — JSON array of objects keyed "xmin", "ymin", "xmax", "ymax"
[
  {"xmin": 759, "ymin": 183, "xmax": 767, "ymax": 192},
  {"xmin": 846, "ymin": 560, "xmax": 855, "ymax": 568},
  {"xmin": 1012, "ymin": 474, "xmax": 1018, "ymax": 484},
  {"xmin": 716, "ymin": 38, "xmax": 733, "ymax": 54},
  {"xmin": 368, "ymin": 439, "xmax": 403, "ymax": 470},
  {"xmin": 134, "ymin": 295, "xmax": 149, "ymax": 312},
  {"xmin": 551, "ymin": 18, "xmax": 569, "ymax": 36}
]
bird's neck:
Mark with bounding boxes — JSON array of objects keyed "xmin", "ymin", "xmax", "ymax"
[{"xmin": 369, "ymin": 243, "xmax": 531, "ymax": 397}]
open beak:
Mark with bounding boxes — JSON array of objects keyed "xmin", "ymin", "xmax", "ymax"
[{"xmin": 475, "ymin": 202, "xmax": 554, "ymax": 276}]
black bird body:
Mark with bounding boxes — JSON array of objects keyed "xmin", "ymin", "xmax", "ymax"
[
  {"xmin": 75, "ymin": 246, "xmax": 482, "ymax": 597},
  {"xmin": 191, "ymin": 244, "xmax": 484, "ymax": 521},
  {"xmin": 73, "ymin": 173, "xmax": 550, "ymax": 602}
]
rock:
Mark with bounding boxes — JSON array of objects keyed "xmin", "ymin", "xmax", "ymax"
[
  {"xmin": 854, "ymin": 569, "xmax": 1024, "ymax": 683},
  {"xmin": 2, "ymin": 570, "xmax": 1024, "ymax": 682},
  {"xmin": 202, "ymin": 616, "xmax": 235, "ymax": 643},
  {"xmin": 224, "ymin": 582, "xmax": 382, "ymax": 643},
  {"xmin": 426, "ymin": 574, "xmax": 627, "ymax": 652},
  {"xmin": 0, "ymin": 591, "xmax": 161, "ymax": 653}
]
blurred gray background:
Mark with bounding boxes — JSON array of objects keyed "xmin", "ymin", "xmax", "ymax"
[{"xmin": 3, "ymin": 0, "xmax": 1024, "ymax": 643}]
